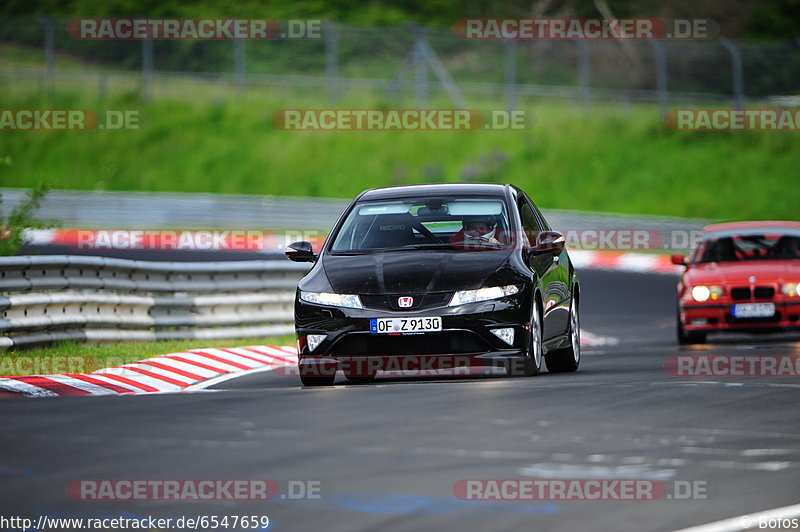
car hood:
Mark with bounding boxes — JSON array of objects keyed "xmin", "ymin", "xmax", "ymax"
[
  {"xmin": 684, "ymin": 260, "xmax": 800, "ymax": 285},
  {"xmin": 322, "ymin": 250, "xmax": 514, "ymax": 294}
]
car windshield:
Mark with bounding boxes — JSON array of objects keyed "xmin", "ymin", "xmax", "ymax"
[
  {"xmin": 692, "ymin": 230, "xmax": 800, "ymax": 263},
  {"xmin": 329, "ymin": 196, "xmax": 514, "ymax": 253}
]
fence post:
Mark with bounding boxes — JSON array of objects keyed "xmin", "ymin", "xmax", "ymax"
[
  {"xmin": 577, "ymin": 39, "xmax": 591, "ymax": 102},
  {"xmin": 35, "ymin": 15, "xmax": 55, "ymax": 93},
  {"xmin": 720, "ymin": 38, "xmax": 745, "ymax": 110},
  {"xmin": 142, "ymin": 38, "xmax": 154, "ymax": 100},
  {"xmin": 411, "ymin": 25, "xmax": 429, "ymax": 108},
  {"xmin": 234, "ymin": 39, "xmax": 246, "ymax": 92},
  {"xmin": 504, "ymin": 40, "xmax": 517, "ymax": 111},
  {"xmin": 649, "ymin": 40, "xmax": 668, "ymax": 116},
  {"xmin": 325, "ymin": 21, "xmax": 339, "ymax": 102}
]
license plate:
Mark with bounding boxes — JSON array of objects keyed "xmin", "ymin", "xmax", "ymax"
[
  {"xmin": 732, "ymin": 303, "xmax": 775, "ymax": 318},
  {"xmin": 370, "ymin": 317, "xmax": 442, "ymax": 334}
]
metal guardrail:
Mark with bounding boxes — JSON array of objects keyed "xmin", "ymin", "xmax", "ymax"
[
  {"xmin": 0, "ymin": 188, "xmax": 709, "ymax": 235},
  {"xmin": 0, "ymin": 255, "xmax": 311, "ymax": 350}
]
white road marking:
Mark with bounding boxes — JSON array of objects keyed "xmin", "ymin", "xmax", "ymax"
[{"xmin": 673, "ymin": 502, "xmax": 800, "ymax": 532}]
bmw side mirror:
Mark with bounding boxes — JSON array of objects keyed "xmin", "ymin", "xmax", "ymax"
[
  {"xmin": 532, "ymin": 231, "xmax": 566, "ymax": 254},
  {"xmin": 286, "ymin": 241, "xmax": 317, "ymax": 263},
  {"xmin": 671, "ymin": 254, "xmax": 687, "ymax": 266}
]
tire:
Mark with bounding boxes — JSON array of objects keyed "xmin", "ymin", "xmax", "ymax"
[
  {"xmin": 507, "ymin": 302, "xmax": 542, "ymax": 377},
  {"xmin": 545, "ymin": 295, "xmax": 581, "ymax": 373},
  {"xmin": 677, "ymin": 308, "xmax": 706, "ymax": 345},
  {"xmin": 300, "ymin": 375, "xmax": 336, "ymax": 386}
]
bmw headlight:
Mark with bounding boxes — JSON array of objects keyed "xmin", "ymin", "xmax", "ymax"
[
  {"xmin": 690, "ymin": 285, "xmax": 722, "ymax": 302},
  {"xmin": 782, "ymin": 283, "xmax": 799, "ymax": 297},
  {"xmin": 300, "ymin": 291, "xmax": 364, "ymax": 309},
  {"xmin": 449, "ymin": 285, "xmax": 521, "ymax": 307}
]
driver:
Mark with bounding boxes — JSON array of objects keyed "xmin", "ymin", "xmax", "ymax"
[{"xmin": 450, "ymin": 216, "xmax": 501, "ymax": 246}]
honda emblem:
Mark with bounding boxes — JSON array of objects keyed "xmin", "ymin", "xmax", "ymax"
[{"xmin": 398, "ymin": 296, "xmax": 413, "ymax": 308}]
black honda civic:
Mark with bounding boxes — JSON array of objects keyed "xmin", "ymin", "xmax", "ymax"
[{"xmin": 286, "ymin": 183, "xmax": 580, "ymax": 386}]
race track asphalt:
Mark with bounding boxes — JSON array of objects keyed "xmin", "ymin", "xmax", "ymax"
[{"xmin": 1, "ymin": 269, "xmax": 799, "ymax": 532}]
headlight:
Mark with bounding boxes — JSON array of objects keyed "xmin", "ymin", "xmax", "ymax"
[
  {"xmin": 690, "ymin": 285, "xmax": 722, "ymax": 302},
  {"xmin": 300, "ymin": 291, "xmax": 363, "ymax": 309},
  {"xmin": 449, "ymin": 285, "xmax": 521, "ymax": 307},
  {"xmin": 783, "ymin": 283, "xmax": 800, "ymax": 297}
]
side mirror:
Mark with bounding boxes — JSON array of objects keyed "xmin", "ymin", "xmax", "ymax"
[
  {"xmin": 532, "ymin": 231, "xmax": 566, "ymax": 254},
  {"xmin": 670, "ymin": 254, "xmax": 687, "ymax": 266},
  {"xmin": 286, "ymin": 241, "xmax": 317, "ymax": 263}
]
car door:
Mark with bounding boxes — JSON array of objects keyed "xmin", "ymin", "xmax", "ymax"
[{"xmin": 517, "ymin": 194, "xmax": 570, "ymax": 340}]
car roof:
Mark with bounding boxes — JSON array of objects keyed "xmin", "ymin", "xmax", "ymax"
[
  {"xmin": 700, "ymin": 221, "xmax": 800, "ymax": 240},
  {"xmin": 703, "ymin": 221, "xmax": 800, "ymax": 233},
  {"xmin": 357, "ymin": 183, "xmax": 511, "ymax": 201}
]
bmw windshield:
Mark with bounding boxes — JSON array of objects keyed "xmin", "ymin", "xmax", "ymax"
[
  {"xmin": 692, "ymin": 229, "xmax": 800, "ymax": 264},
  {"xmin": 329, "ymin": 197, "xmax": 515, "ymax": 253}
]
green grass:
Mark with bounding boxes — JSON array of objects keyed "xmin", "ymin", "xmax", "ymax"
[
  {"xmin": 0, "ymin": 335, "xmax": 296, "ymax": 376},
  {"xmin": 0, "ymin": 48, "xmax": 798, "ymax": 221}
]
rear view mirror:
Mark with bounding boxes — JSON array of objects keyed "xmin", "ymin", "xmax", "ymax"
[
  {"xmin": 286, "ymin": 241, "xmax": 317, "ymax": 263},
  {"xmin": 532, "ymin": 231, "xmax": 566, "ymax": 254},
  {"xmin": 670, "ymin": 254, "xmax": 687, "ymax": 266}
]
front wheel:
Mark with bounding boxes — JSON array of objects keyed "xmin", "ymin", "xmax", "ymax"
[
  {"xmin": 507, "ymin": 304, "xmax": 542, "ymax": 377},
  {"xmin": 545, "ymin": 296, "xmax": 581, "ymax": 373},
  {"xmin": 677, "ymin": 308, "xmax": 706, "ymax": 345}
]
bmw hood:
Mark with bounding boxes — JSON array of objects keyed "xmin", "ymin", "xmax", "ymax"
[{"xmin": 321, "ymin": 250, "xmax": 514, "ymax": 294}]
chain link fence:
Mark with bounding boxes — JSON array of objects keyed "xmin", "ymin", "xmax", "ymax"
[{"xmin": 1, "ymin": 17, "xmax": 799, "ymax": 109}]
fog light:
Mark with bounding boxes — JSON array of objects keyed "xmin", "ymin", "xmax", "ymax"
[
  {"xmin": 491, "ymin": 328, "xmax": 515, "ymax": 346},
  {"xmin": 307, "ymin": 334, "xmax": 326, "ymax": 352}
]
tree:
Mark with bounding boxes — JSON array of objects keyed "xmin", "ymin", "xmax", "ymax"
[{"xmin": 0, "ymin": 185, "xmax": 59, "ymax": 256}]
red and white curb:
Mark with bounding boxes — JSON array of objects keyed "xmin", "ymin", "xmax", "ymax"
[
  {"xmin": 0, "ymin": 345, "xmax": 298, "ymax": 398},
  {"xmin": 569, "ymin": 250, "xmax": 681, "ymax": 274},
  {"xmin": 0, "ymin": 331, "xmax": 618, "ymax": 398}
]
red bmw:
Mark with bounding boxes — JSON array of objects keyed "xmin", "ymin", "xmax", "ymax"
[{"xmin": 672, "ymin": 221, "xmax": 800, "ymax": 344}]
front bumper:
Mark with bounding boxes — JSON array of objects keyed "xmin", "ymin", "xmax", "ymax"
[
  {"xmin": 679, "ymin": 299, "xmax": 800, "ymax": 333},
  {"xmin": 294, "ymin": 294, "xmax": 532, "ymax": 373}
]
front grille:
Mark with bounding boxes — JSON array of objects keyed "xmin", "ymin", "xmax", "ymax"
[
  {"xmin": 729, "ymin": 286, "xmax": 775, "ymax": 301},
  {"xmin": 754, "ymin": 286, "xmax": 775, "ymax": 299},
  {"xmin": 329, "ymin": 331, "xmax": 489, "ymax": 356},
  {"xmin": 360, "ymin": 292, "xmax": 452, "ymax": 311},
  {"xmin": 730, "ymin": 287, "xmax": 750, "ymax": 300}
]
